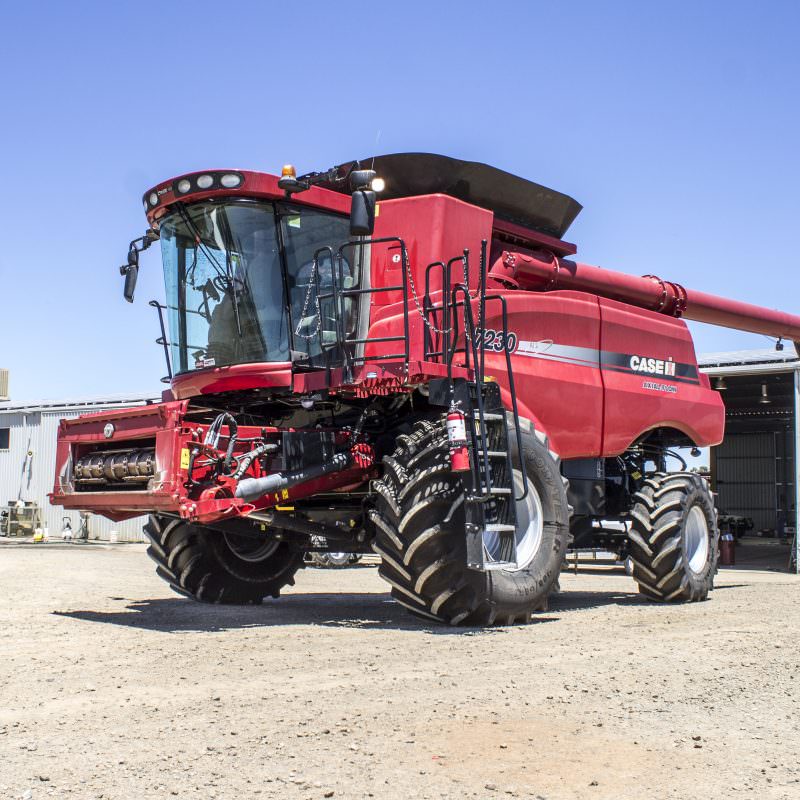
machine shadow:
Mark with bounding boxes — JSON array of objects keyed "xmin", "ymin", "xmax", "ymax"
[
  {"xmin": 547, "ymin": 588, "xmax": 654, "ymax": 611},
  {"xmin": 53, "ymin": 585, "xmax": 655, "ymax": 634}
]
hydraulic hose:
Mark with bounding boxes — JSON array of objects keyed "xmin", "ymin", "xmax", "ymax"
[{"xmin": 232, "ymin": 442, "xmax": 278, "ymax": 480}]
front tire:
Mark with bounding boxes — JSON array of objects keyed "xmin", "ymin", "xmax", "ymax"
[
  {"xmin": 369, "ymin": 417, "xmax": 570, "ymax": 626},
  {"xmin": 628, "ymin": 472, "xmax": 718, "ymax": 601},
  {"xmin": 143, "ymin": 515, "xmax": 304, "ymax": 604}
]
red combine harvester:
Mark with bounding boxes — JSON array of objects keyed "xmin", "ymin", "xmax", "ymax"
[{"xmin": 51, "ymin": 154, "xmax": 800, "ymax": 625}]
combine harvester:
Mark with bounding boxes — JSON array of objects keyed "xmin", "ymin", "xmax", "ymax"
[{"xmin": 51, "ymin": 154, "xmax": 800, "ymax": 625}]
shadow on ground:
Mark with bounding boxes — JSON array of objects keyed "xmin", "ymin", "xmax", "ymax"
[
  {"xmin": 48, "ymin": 579, "xmax": 696, "ymax": 634},
  {"xmin": 56, "ymin": 593, "xmax": 552, "ymax": 634}
]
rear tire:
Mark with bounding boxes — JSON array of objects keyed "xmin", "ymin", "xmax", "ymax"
[
  {"xmin": 143, "ymin": 515, "xmax": 304, "ymax": 604},
  {"xmin": 628, "ymin": 472, "xmax": 718, "ymax": 601},
  {"xmin": 369, "ymin": 417, "xmax": 570, "ymax": 626}
]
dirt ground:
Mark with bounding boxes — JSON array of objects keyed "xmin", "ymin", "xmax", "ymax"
[{"xmin": 1, "ymin": 544, "xmax": 799, "ymax": 800}]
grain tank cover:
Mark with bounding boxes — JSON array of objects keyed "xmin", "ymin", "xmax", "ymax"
[{"xmin": 333, "ymin": 153, "xmax": 582, "ymax": 238}]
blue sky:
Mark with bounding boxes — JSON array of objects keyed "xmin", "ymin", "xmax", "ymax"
[{"xmin": 1, "ymin": 0, "xmax": 798, "ymax": 402}]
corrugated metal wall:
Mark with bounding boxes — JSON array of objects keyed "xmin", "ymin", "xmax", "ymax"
[
  {"xmin": 0, "ymin": 404, "xmax": 149, "ymax": 541},
  {"xmin": 715, "ymin": 432, "xmax": 777, "ymax": 531}
]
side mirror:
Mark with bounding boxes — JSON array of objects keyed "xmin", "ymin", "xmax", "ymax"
[
  {"xmin": 123, "ymin": 265, "xmax": 139, "ymax": 303},
  {"xmin": 350, "ymin": 189, "xmax": 376, "ymax": 236},
  {"xmin": 118, "ymin": 230, "xmax": 158, "ymax": 304}
]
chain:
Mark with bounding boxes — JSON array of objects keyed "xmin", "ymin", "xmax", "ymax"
[
  {"xmin": 461, "ymin": 257, "xmax": 483, "ymax": 345},
  {"xmin": 404, "ymin": 252, "xmax": 451, "ymax": 335},
  {"xmin": 294, "ymin": 260, "xmax": 322, "ymax": 340},
  {"xmin": 403, "ymin": 253, "xmax": 486, "ymax": 350}
]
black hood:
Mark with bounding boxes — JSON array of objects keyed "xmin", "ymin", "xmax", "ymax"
[{"xmin": 327, "ymin": 153, "xmax": 582, "ymax": 239}]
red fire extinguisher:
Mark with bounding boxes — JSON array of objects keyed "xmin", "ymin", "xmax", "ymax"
[{"xmin": 446, "ymin": 405, "xmax": 471, "ymax": 472}]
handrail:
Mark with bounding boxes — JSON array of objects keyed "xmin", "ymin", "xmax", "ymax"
[
  {"xmin": 149, "ymin": 300, "xmax": 173, "ymax": 381},
  {"xmin": 337, "ymin": 237, "xmax": 411, "ymax": 374},
  {"xmin": 444, "ymin": 242, "xmax": 529, "ymax": 505}
]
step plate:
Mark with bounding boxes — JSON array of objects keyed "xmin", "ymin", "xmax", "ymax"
[{"xmin": 482, "ymin": 560, "xmax": 518, "ymax": 571}]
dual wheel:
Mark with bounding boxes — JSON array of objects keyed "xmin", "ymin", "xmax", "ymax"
[{"xmin": 143, "ymin": 417, "xmax": 718, "ymax": 622}]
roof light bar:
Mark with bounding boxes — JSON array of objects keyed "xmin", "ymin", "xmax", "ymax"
[
  {"xmin": 162, "ymin": 171, "xmax": 246, "ymax": 203},
  {"xmin": 220, "ymin": 173, "xmax": 243, "ymax": 188}
]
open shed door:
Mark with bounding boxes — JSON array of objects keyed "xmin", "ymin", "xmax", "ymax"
[{"xmin": 714, "ymin": 432, "xmax": 777, "ymax": 531}]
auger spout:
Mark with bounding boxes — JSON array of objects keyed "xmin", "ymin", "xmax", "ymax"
[{"xmin": 492, "ymin": 249, "xmax": 800, "ymax": 348}]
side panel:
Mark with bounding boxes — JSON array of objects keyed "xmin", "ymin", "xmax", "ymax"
[
  {"xmin": 368, "ymin": 194, "xmax": 493, "ymax": 363},
  {"xmin": 481, "ymin": 290, "xmax": 603, "ymax": 458},
  {"xmin": 371, "ymin": 194, "xmax": 494, "ymax": 303},
  {"xmin": 599, "ymin": 298, "xmax": 724, "ymax": 453}
]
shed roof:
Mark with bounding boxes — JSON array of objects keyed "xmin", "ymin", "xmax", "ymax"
[
  {"xmin": 0, "ymin": 392, "xmax": 160, "ymax": 415},
  {"xmin": 699, "ymin": 343, "xmax": 798, "ymax": 369}
]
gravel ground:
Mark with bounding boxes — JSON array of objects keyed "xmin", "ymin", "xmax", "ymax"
[{"xmin": 1, "ymin": 544, "xmax": 799, "ymax": 800}]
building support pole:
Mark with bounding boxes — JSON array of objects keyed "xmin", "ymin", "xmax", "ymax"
[{"xmin": 794, "ymin": 366, "xmax": 800, "ymax": 574}]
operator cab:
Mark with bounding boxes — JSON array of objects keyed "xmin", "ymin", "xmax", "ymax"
[
  {"xmin": 158, "ymin": 199, "xmax": 360, "ymax": 373},
  {"xmin": 123, "ymin": 164, "xmax": 380, "ymax": 381}
]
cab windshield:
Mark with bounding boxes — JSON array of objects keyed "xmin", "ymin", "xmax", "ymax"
[{"xmin": 158, "ymin": 200, "xmax": 354, "ymax": 374}]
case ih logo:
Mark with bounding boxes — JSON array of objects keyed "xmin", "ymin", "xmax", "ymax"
[
  {"xmin": 507, "ymin": 337, "xmax": 700, "ymax": 385},
  {"xmin": 629, "ymin": 355, "xmax": 677, "ymax": 377}
]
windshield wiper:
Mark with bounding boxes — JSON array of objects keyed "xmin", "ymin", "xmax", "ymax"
[
  {"xmin": 216, "ymin": 209, "xmax": 244, "ymax": 340},
  {"xmin": 177, "ymin": 203, "xmax": 242, "ymax": 338}
]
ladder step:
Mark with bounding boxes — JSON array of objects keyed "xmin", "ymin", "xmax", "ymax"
[
  {"xmin": 473, "ymin": 412, "xmax": 503, "ymax": 421},
  {"xmin": 483, "ymin": 560, "xmax": 518, "ymax": 571},
  {"xmin": 485, "ymin": 523, "xmax": 516, "ymax": 533},
  {"xmin": 466, "ymin": 487, "xmax": 513, "ymax": 503},
  {"xmin": 477, "ymin": 450, "xmax": 507, "ymax": 458}
]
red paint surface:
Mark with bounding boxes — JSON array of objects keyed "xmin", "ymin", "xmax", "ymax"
[
  {"xmin": 144, "ymin": 170, "xmax": 350, "ymax": 226},
  {"xmin": 171, "ymin": 362, "xmax": 293, "ymax": 399},
  {"xmin": 54, "ymin": 166, "xmax": 799, "ymax": 524},
  {"xmin": 477, "ymin": 290, "xmax": 605, "ymax": 458},
  {"xmin": 598, "ymin": 298, "xmax": 723, "ymax": 454}
]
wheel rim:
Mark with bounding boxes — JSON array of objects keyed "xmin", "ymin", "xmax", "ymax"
[
  {"xmin": 684, "ymin": 505, "xmax": 710, "ymax": 574},
  {"xmin": 222, "ymin": 533, "xmax": 280, "ymax": 563},
  {"xmin": 483, "ymin": 469, "xmax": 544, "ymax": 571}
]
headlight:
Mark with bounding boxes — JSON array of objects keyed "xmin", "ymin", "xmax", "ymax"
[
  {"xmin": 177, "ymin": 179, "xmax": 192, "ymax": 194},
  {"xmin": 196, "ymin": 174, "xmax": 214, "ymax": 189},
  {"xmin": 148, "ymin": 192, "xmax": 159, "ymax": 207},
  {"xmin": 220, "ymin": 173, "xmax": 243, "ymax": 188}
]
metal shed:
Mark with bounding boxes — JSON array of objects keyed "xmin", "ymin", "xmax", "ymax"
[
  {"xmin": 699, "ymin": 344, "xmax": 799, "ymax": 572},
  {"xmin": 0, "ymin": 393, "xmax": 159, "ymax": 541}
]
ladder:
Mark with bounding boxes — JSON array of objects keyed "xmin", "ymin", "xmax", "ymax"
[{"xmin": 426, "ymin": 241, "xmax": 531, "ymax": 572}]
